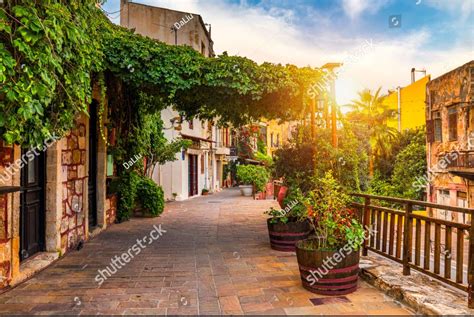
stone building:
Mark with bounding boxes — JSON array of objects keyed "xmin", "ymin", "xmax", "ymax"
[
  {"xmin": 0, "ymin": 84, "xmax": 116, "ymax": 288},
  {"xmin": 425, "ymin": 60, "xmax": 474, "ymax": 221},
  {"xmin": 120, "ymin": 1, "xmax": 232, "ymax": 201}
]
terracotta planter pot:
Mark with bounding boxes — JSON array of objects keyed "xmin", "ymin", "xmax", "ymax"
[
  {"xmin": 267, "ymin": 218, "xmax": 311, "ymax": 252},
  {"xmin": 296, "ymin": 239, "xmax": 360, "ymax": 295},
  {"xmin": 277, "ymin": 186, "xmax": 288, "ymax": 208},
  {"xmin": 255, "ymin": 192, "xmax": 266, "ymax": 200}
]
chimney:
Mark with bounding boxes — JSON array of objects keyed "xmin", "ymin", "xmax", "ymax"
[{"xmin": 411, "ymin": 68, "xmax": 416, "ymax": 84}]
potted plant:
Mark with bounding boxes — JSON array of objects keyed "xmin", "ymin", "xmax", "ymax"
[
  {"xmin": 296, "ymin": 171, "xmax": 365, "ymax": 295},
  {"xmin": 264, "ymin": 186, "xmax": 311, "ymax": 252},
  {"xmin": 236, "ymin": 165, "xmax": 269, "ymax": 197},
  {"xmin": 202, "ymin": 188, "xmax": 209, "ymax": 196}
]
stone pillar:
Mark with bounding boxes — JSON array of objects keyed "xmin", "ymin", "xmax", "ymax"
[
  {"xmin": 10, "ymin": 145, "xmax": 21, "ymax": 280},
  {"xmin": 96, "ymin": 117, "xmax": 107, "ymax": 229},
  {"xmin": 45, "ymin": 140, "xmax": 63, "ymax": 252}
]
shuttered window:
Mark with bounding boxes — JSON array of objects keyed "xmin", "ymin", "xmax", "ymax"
[
  {"xmin": 433, "ymin": 111, "xmax": 442, "ymax": 142},
  {"xmin": 427, "ymin": 119, "xmax": 434, "ymax": 143},
  {"xmin": 448, "ymin": 107, "xmax": 457, "ymax": 141}
]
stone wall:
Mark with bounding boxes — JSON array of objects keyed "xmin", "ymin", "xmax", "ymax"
[
  {"xmin": 0, "ymin": 144, "xmax": 16, "ymax": 287},
  {"xmin": 60, "ymin": 122, "xmax": 87, "ymax": 252}
]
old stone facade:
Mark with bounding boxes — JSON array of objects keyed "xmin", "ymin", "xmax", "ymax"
[
  {"xmin": 61, "ymin": 122, "xmax": 87, "ymax": 252},
  {"xmin": 426, "ymin": 60, "xmax": 474, "ymax": 221},
  {"xmin": 0, "ymin": 145, "xmax": 17, "ymax": 288},
  {"xmin": 0, "ymin": 87, "xmax": 117, "ymax": 288}
]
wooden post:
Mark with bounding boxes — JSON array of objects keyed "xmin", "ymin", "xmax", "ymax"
[
  {"xmin": 468, "ymin": 214, "xmax": 474, "ymax": 307},
  {"xmin": 363, "ymin": 197, "xmax": 370, "ymax": 256},
  {"xmin": 403, "ymin": 202, "xmax": 413, "ymax": 275}
]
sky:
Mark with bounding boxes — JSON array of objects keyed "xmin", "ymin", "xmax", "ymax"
[{"xmin": 102, "ymin": 0, "xmax": 473, "ymax": 106}]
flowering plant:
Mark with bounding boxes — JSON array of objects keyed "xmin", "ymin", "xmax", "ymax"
[
  {"xmin": 264, "ymin": 186, "xmax": 308, "ymax": 223},
  {"xmin": 306, "ymin": 171, "xmax": 365, "ymax": 250}
]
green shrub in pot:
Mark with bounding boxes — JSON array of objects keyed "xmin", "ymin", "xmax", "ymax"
[
  {"xmin": 296, "ymin": 171, "xmax": 366, "ymax": 295},
  {"xmin": 236, "ymin": 164, "xmax": 269, "ymax": 196},
  {"xmin": 264, "ymin": 186, "xmax": 311, "ymax": 251}
]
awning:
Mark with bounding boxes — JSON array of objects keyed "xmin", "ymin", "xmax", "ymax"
[{"xmin": 180, "ymin": 133, "xmax": 216, "ymax": 143}]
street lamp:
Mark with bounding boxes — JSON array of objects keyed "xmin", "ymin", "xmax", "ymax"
[{"xmin": 321, "ymin": 62, "xmax": 342, "ymax": 148}]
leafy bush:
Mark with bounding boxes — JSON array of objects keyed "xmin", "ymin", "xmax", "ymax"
[
  {"xmin": 254, "ymin": 151, "xmax": 273, "ymax": 167},
  {"xmin": 236, "ymin": 164, "xmax": 270, "ymax": 192},
  {"xmin": 305, "ymin": 171, "xmax": 365, "ymax": 251},
  {"xmin": 112, "ymin": 171, "xmax": 141, "ymax": 222},
  {"xmin": 273, "ymin": 143, "xmax": 315, "ymax": 193},
  {"xmin": 136, "ymin": 177, "xmax": 165, "ymax": 217},
  {"xmin": 111, "ymin": 171, "xmax": 165, "ymax": 221},
  {"xmin": 273, "ymin": 124, "xmax": 368, "ymax": 194},
  {"xmin": 369, "ymin": 128, "xmax": 426, "ymax": 200}
]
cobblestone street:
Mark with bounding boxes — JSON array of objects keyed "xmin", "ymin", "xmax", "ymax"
[{"xmin": 0, "ymin": 189, "xmax": 413, "ymax": 315}]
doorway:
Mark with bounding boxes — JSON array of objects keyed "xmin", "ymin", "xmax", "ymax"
[
  {"xmin": 188, "ymin": 154, "xmax": 198, "ymax": 197},
  {"xmin": 20, "ymin": 150, "xmax": 45, "ymax": 261},
  {"xmin": 88, "ymin": 101, "xmax": 98, "ymax": 228}
]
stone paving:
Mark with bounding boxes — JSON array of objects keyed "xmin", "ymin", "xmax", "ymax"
[{"xmin": 0, "ymin": 189, "xmax": 413, "ymax": 315}]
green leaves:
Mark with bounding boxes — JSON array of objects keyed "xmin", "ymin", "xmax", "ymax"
[{"xmin": 1, "ymin": 1, "xmax": 103, "ymax": 147}]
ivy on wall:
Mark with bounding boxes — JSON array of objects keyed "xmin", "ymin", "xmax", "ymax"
[{"xmin": 0, "ymin": 1, "xmax": 103, "ymax": 147}]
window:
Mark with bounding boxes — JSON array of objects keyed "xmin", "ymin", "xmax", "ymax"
[
  {"xmin": 437, "ymin": 189, "xmax": 451, "ymax": 220},
  {"xmin": 201, "ymin": 155, "xmax": 205, "ymax": 174},
  {"xmin": 270, "ymin": 133, "xmax": 274, "ymax": 147},
  {"xmin": 189, "ymin": 120, "xmax": 194, "ymax": 130},
  {"xmin": 276, "ymin": 134, "xmax": 280, "ymax": 147},
  {"xmin": 201, "ymin": 41, "xmax": 206, "ymax": 55},
  {"xmin": 433, "ymin": 111, "xmax": 442, "ymax": 142},
  {"xmin": 448, "ymin": 107, "xmax": 457, "ymax": 141}
]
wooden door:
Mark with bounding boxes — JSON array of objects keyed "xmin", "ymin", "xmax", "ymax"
[
  {"xmin": 188, "ymin": 154, "xmax": 198, "ymax": 196},
  {"xmin": 20, "ymin": 151, "xmax": 45, "ymax": 261}
]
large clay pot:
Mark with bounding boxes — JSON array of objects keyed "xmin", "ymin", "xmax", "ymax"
[
  {"xmin": 296, "ymin": 238, "xmax": 360, "ymax": 295},
  {"xmin": 239, "ymin": 185, "xmax": 253, "ymax": 197},
  {"xmin": 267, "ymin": 219, "xmax": 311, "ymax": 252},
  {"xmin": 277, "ymin": 186, "xmax": 288, "ymax": 208}
]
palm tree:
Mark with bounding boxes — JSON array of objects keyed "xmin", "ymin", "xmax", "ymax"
[{"xmin": 347, "ymin": 87, "xmax": 398, "ymax": 176}]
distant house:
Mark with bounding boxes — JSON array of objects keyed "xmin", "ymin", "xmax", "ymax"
[
  {"xmin": 120, "ymin": 1, "xmax": 232, "ymax": 200},
  {"xmin": 425, "ymin": 60, "xmax": 474, "ymax": 221},
  {"xmin": 385, "ymin": 72, "xmax": 430, "ymax": 131}
]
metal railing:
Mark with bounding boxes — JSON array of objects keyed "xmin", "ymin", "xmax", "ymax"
[{"xmin": 351, "ymin": 193, "xmax": 474, "ymax": 307}]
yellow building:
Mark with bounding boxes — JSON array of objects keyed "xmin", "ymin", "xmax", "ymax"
[
  {"xmin": 264, "ymin": 120, "xmax": 292, "ymax": 156},
  {"xmin": 385, "ymin": 75, "xmax": 430, "ymax": 131}
]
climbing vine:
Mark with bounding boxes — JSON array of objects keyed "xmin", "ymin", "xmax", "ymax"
[
  {"xmin": 97, "ymin": 72, "xmax": 108, "ymax": 145},
  {"xmin": 1, "ymin": 2, "xmax": 326, "ymax": 148},
  {"xmin": 0, "ymin": 1, "xmax": 104, "ymax": 147}
]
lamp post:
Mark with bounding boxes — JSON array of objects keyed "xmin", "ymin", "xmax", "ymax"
[{"xmin": 321, "ymin": 63, "xmax": 342, "ymax": 148}]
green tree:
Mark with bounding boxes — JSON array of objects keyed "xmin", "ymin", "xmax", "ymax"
[{"xmin": 347, "ymin": 87, "xmax": 397, "ymax": 176}]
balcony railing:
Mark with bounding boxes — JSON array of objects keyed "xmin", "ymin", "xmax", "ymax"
[
  {"xmin": 441, "ymin": 150, "xmax": 474, "ymax": 169},
  {"xmin": 351, "ymin": 193, "xmax": 474, "ymax": 307}
]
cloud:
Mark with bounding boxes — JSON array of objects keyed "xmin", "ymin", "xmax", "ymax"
[{"xmin": 340, "ymin": 0, "xmax": 390, "ymax": 19}]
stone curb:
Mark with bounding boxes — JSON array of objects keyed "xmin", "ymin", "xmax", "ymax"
[{"xmin": 359, "ymin": 253, "xmax": 473, "ymax": 315}]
